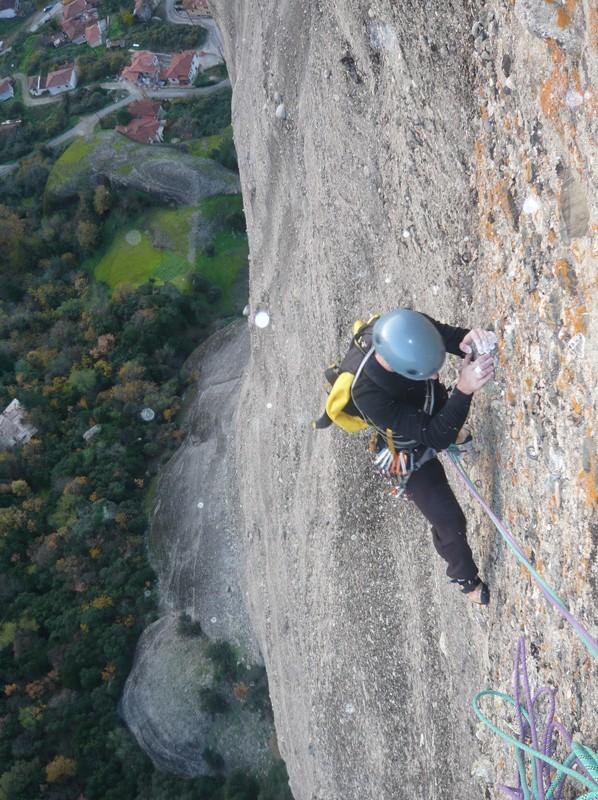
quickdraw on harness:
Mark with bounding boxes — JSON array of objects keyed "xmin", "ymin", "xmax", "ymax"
[{"xmin": 313, "ymin": 316, "xmax": 436, "ymax": 497}]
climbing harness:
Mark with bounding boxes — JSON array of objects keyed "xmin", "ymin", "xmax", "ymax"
[
  {"xmin": 373, "ymin": 444, "xmax": 436, "ymax": 499},
  {"xmin": 474, "ymin": 637, "xmax": 598, "ymax": 800},
  {"xmin": 446, "ymin": 448, "xmax": 598, "ymax": 661}
]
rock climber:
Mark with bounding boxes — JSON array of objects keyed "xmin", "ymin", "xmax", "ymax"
[{"xmin": 350, "ymin": 309, "xmax": 497, "ymax": 605}]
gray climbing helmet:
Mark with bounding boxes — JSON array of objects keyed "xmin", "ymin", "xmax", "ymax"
[{"xmin": 372, "ymin": 309, "xmax": 446, "ymax": 379}]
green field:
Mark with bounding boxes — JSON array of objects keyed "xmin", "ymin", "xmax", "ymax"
[
  {"xmin": 92, "ymin": 199, "xmax": 248, "ymax": 311},
  {"xmin": 94, "ymin": 206, "xmax": 195, "ymax": 290},
  {"xmin": 46, "ymin": 136, "xmax": 96, "ymax": 193},
  {"xmin": 195, "ymin": 230, "xmax": 248, "ymax": 311},
  {"xmin": 186, "ymin": 133, "xmax": 223, "ymax": 158}
]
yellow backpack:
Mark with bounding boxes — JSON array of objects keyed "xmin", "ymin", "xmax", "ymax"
[{"xmin": 313, "ymin": 316, "xmax": 379, "ymax": 433}]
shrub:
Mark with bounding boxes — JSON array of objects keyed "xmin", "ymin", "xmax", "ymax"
[
  {"xmin": 202, "ymin": 747, "xmax": 224, "ymax": 772},
  {"xmin": 198, "ymin": 687, "xmax": 229, "ymax": 717},
  {"xmin": 177, "ymin": 612, "xmax": 202, "ymax": 638},
  {"xmin": 205, "ymin": 640, "xmax": 242, "ymax": 683}
]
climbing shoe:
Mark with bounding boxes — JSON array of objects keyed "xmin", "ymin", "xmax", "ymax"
[
  {"xmin": 453, "ymin": 429, "xmax": 474, "ymax": 455},
  {"xmin": 452, "ymin": 576, "xmax": 490, "ymax": 606}
]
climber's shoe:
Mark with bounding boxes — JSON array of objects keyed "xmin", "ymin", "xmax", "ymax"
[
  {"xmin": 452, "ymin": 576, "xmax": 490, "ymax": 606},
  {"xmin": 453, "ymin": 429, "xmax": 474, "ymax": 455}
]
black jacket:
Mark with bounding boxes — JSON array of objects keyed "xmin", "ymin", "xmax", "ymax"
[{"xmin": 351, "ymin": 317, "xmax": 472, "ymax": 451}]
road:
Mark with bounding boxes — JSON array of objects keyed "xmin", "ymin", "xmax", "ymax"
[
  {"xmin": 28, "ymin": 2, "xmax": 62, "ymax": 33},
  {"xmin": 48, "ymin": 77, "xmax": 230, "ymax": 147},
  {"xmin": 48, "ymin": 87, "xmax": 141, "ymax": 146},
  {"xmin": 163, "ymin": 1, "xmax": 224, "ymax": 59},
  {"xmin": 0, "ymin": 73, "xmax": 230, "ymax": 174},
  {"xmin": 101, "ymin": 77, "xmax": 230, "ymax": 100}
]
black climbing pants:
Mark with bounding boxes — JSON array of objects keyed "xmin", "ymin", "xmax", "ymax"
[{"xmin": 405, "ymin": 456, "xmax": 478, "ymax": 581}]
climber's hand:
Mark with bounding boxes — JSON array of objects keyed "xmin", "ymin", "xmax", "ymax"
[
  {"xmin": 457, "ymin": 353, "xmax": 494, "ymax": 395},
  {"xmin": 460, "ymin": 329, "xmax": 498, "ymax": 357}
]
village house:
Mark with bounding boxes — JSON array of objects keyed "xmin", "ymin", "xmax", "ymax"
[
  {"xmin": 0, "ymin": 77, "xmax": 13, "ymax": 102},
  {"xmin": 116, "ymin": 98, "xmax": 164, "ymax": 144},
  {"xmin": 59, "ymin": 0, "xmax": 99, "ymax": 44},
  {"xmin": 29, "ymin": 63, "xmax": 78, "ymax": 96},
  {"xmin": 133, "ymin": 0, "xmax": 152, "ymax": 21},
  {"xmin": 0, "ymin": 399, "xmax": 37, "ymax": 451},
  {"xmin": 181, "ymin": 0, "xmax": 208, "ymax": 16},
  {"xmin": 121, "ymin": 50, "xmax": 160, "ymax": 84},
  {"xmin": 85, "ymin": 18, "xmax": 106, "ymax": 47},
  {"xmin": 162, "ymin": 50, "xmax": 200, "ymax": 85},
  {"xmin": 0, "ymin": 118, "xmax": 21, "ymax": 134},
  {"xmin": 61, "ymin": 16, "xmax": 87, "ymax": 43},
  {"xmin": 116, "ymin": 115, "xmax": 164, "ymax": 144},
  {"xmin": 0, "ymin": 0, "xmax": 20, "ymax": 19},
  {"xmin": 62, "ymin": 0, "xmax": 88, "ymax": 21}
]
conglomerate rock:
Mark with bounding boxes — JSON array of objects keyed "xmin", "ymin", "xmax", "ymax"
[{"xmin": 208, "ymin": 1, "xmax": 597, "ymax": 799}]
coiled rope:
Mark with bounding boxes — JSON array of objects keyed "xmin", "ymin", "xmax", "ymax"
[
  {"xmin": 445, "ymin": 448, "xmax": 598, "ymax": 661},
  {"xmin": 445, "ymin": 449, "xmax": 597, "ymax": 799},
  {"xmin": 473, "ymin": 638, "xmax": 598, "ymax": 799}
]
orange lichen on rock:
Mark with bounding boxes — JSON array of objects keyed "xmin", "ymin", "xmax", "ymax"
[
  {"xmin": 540, "ymin": 53, "xmax": 569, "ymax": 126},
  {"xmin": 577, "ymin": 463, "xmax": 598, "ymax": 509},
  {"xmin": 555, "ymin": 6, "xmax": 571, "ymax": 27},
  {"xmin": 589, "ymin": 4, "xmax": 598, "ymax": 53},
  {"xmin": 570, "ymin": 396, "xmax": 583, "ymax": 416},
  {"xmin": 563, "ymin": 304, "xmax": 588, "ymax": 334},
  {"xmin": 556, "ymin": 367, "xmax": 574, "ymax": 394},
  {"xmin": 554, "ymin": 258, "xmax": 576, "ymax": 292}
]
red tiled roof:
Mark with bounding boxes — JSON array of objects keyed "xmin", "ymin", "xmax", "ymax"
[
  {"xmin": 128, "ymin": 98, "xmax": 160, "ymax": 117},
  {"xmin": 116, "ymin": 117, "xmax": 161, "ymax": 144},
  {"xmin": 0, "ymin": 0, "xmax": 19, "ymax": 11},
  {"xmin": 62, "ymin": 16, "xmax": 86, "ymax": 39},
  {"xmin": 181, "ymin": 0, "xmax": 208, "ymax": 12},
  {"xmin": 163, "ymin": 50, "xmax": 196, "ymax": 81},
  {"xmin": 63, "ymin": 0, "xmax": 87, "ymax": 19},
  {"xmin": 0, "ymin": 78, "xmax": 11, "ymax": 94},
  {"xmin": 121, "ymin": 51, "xmax": 159, "ymax": 81},
  {"xmin": 85, "ymin": 20, "xmax": 101, "ymax": 45},
  {"xmin": 46, "ymin": 64, "xmax": 75, "ymax": 89}
]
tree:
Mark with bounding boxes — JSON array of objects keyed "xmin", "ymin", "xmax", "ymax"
[
  {"xmin": 46, "ymin": 756, "xmax": 76, "ymax": 783},
  {"xmin": 116, "ymin": 108, "xmax": 133, "ymax": 127},
  {"xmin": 120, "ymin": 9, "xmax": 134, "ymax": 27},
  {"xmin": 93, "ymin": 185, "xmax": 111, "ymax": 217},
  {"xmin": 0, "ymin": 205, "xmax": 25, "ymax": 271},
  {"xmin": 0, "ymin": 759, "xmax": 42, "ymax": 800},
  {"xmin": 206, "ymin": 640, "xmax": 242, "ymax": 682},
  {"xmin": 198, "ymin": 687, "xmax": 229, "ymax": 717},
  {"xmin": 77, "ymin": 220, "xmax": 100, "ymax": 253}
]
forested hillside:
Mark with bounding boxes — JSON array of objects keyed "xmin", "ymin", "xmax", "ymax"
[{"xmin": 0, "ymin": 140, "xmax": 290, "ymax": 800}]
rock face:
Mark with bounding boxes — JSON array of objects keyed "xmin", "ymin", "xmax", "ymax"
[
  {"xmin": 48, "ymin": 130, "xmax": 240, "ymax": 203},
  {"xmin": 122, "ymin": 322, "xmax": 274, "ymax": 775},
  {"xmin": 120, "ymin": 615, "xmax": 274, "ymax": 777},
  {"xmin": 148, "ymin": 320, "xmax": 259, "ymax": 662},
  {"xmin": 209, "ymin": 1, "xmax": 597, "ymax": 799}
]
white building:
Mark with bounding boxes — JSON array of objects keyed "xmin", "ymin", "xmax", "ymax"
[
  {"xmin": 29, "ymin": 64, "xmax": 78, "ymax": 97},
  {"xmin": 0, "ymin": 399, "xmax": 37, "ymax": 450},
  {"xmin": 0, "ymin": 0, "xmax": 20, "ymax": 19},
  {"xmin": 0, "ymin": 78, "xmax": 13, "ymax": 102}
]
